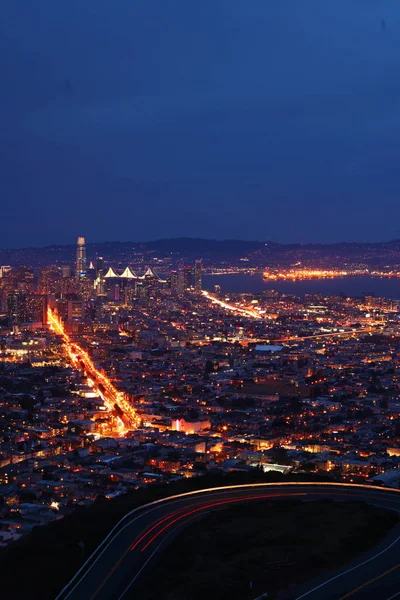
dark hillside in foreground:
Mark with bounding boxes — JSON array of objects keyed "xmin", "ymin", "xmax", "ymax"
[
  {"xmin": 136, "ymin": 499, "xmax": 398, "ymax": 600},
  {"xmin": 0, "ymin": 471, "xmax": 332, "ymax": 600}
]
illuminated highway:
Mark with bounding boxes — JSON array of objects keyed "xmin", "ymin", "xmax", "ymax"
[
  {"xmin": 202, "ymin": 290, "xmax": 261, "ymax": 318},
  {"xmin": 201, "ymin": 292, "xmax": 382, "ymax": 344},
  {"xmin": 55, "ymin": 482, "xmax": 400, "ymax": 600},
  {"xmin": 275, "ymin": 327, "xmax": 381, "ymax": 343},
  {"xmin": 201, "ymin": 292, "xmax": 382, "ymax": 343},
  {"xmin": 48, "ymin": 308, "xmax": 139, "ymax": 433}
]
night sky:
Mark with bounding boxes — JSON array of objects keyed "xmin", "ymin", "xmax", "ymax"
[{"xmin": 1, "ymin": 1, "xmax": 400, "ymax": 247}]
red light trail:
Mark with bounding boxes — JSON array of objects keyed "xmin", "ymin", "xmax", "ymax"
[{"xmin": 133, "ymin": 493, "xmax": 306, "ymax": 552}]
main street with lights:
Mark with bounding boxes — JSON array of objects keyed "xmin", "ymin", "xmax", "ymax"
[{"xmin": 48, "ymin": 308, "xmax": 139, "ymax": 433}]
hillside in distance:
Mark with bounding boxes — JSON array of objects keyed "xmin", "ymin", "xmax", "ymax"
[{"xmin": 1, "ymin": 238, "xmax": 400, "ymax": 268}]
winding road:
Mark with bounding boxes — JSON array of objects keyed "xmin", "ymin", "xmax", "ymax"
[{"xmin": 55, "ymin": 483, "xmax": 400, "ymax": 600}]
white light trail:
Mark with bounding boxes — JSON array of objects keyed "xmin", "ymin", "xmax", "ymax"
[{"xmin": 201, "ymin": 291, "xmax": 261, "ymax": 319}]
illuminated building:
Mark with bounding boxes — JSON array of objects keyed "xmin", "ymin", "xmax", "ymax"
[
  {"xmin": 61, "ymin": 275, "xmax": 78, "ymax": 296},
  {"xmin": 78, "ymin": 277, "xmax": 95, "ymax": 301},
  {"xmin": 194, "ymin": 259, "xmax": 202, "ymax": 291},
  {"xmin": 96, "ymin": 256, "xmax": 104, "ymax": 277},
  {"xmin": 87, "ymin": 261, "xmax": 96, "ymax": 279},
  {"xmin": 7, "ymin": 292, "xmax": 27, "ymax": 324},
  {"xmin": 61, "ymin": 265, "xmax": 71, "ymax": 278},
  {"xmin": 214, "ymin": 284, "xmax": 221, "ymax": 297},
  {"xmin": 76, "ymin": 237, "xmax": 87, "ymax": 278},
  {"xmin": 122, "ymin": 285, "xmax": 136, "ymax": 306},
  {"xmin": 108, "ymin": 282, "xmax": 120, "ymax": 302},
  {"xmin": 177, "ymin": 266, "xmax": 185, "ymax": 294},
  {"xmin": 25, "ymin": 294, "xmax": 48, "ymax": 325},
  {"xmin": 183, "ymin": 265, "xmax": 193, "ymax": 290},
  {"xmin": 94, "ymin": 275, "xmax": 107, "ymax": 298},
  {"xmin": 67, "ymin": 299, "xmax": 85, "ymax": 321},
  {"xmin": 169, "ymin": 270, "xmax": 178, "ymax": 292},
  {"xmin": 3, "ymin": 266, "xmax": 34, "ymax": 294},
  {"xmin": 172, "ymin": 417, "xmax": 211, "ymax": 434},
  {"xmin": 37, "ymin": 267, "xmax": 61, "ymax": 295},
  {"xmin": 0, "ymin": 266, "xmax": 11, "ymax": 278},
  {"xmin": 53, "ymin": 297, "xmax": 68, "ymax": 321}
]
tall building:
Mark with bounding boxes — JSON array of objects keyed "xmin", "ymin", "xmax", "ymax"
[
  {"xmin": 183, "ymin": 266, "xmax": 192, "ymax": 290},
  {"xmin": 107, "ymin": 282, "xmax": 120, "ymax": 302},
  {"xmin": 26, "ymin": 294, "xmax": 48, "ymax": 325},
  {"xmin": 37, "ymin": 267, "xmax": 61, "ymax": 295},
  {"xmin": 194, "ymin": 259, "xmax": 202, "ymax": 291},
  {"xmin": 96, "ymin": 256, "xmax": 104, "ymax": 277},
  {"xmin": 95, "ymin": 274, "xmax": 107, "ymax": 298},
  {"xmin": 4, "ymin": 266, "xmax": 34, "ymax": 294},
  {"xmin": 76, "ymin": 237, "xmax": 87, "ymax": 278},
  {"xmin": 67, "ymin": 299, "xmax": 85, "ymax": 321},
  {"xmin": 78, "ymin": 277, "xmax": 94, "ymax": 302},
  {"xmin": 0, "ymin": 266, "xmax": 11, "ymax": 278},
  {"xmin": 176, "ymin": 264, "xmax": 193, "ymax": 293},
  {"xmin": 177, "ymin": 267, "xmax": 185, "ymax": 294},
  {"xmin": 7, "ymin": 292, "xmax": 27, "ymax": 324},
  {"xmin": 169, "ymin": 270, "xmax": 178, "ymax": 292}
]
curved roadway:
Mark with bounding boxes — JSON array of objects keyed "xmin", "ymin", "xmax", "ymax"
[{"xmin": 56, "ymin": 483, "xmax": 400, "ymax": 600}]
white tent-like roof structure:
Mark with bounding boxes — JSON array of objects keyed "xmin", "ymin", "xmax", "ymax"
[
  {"xmin": 103, "ymin": 266, "xmax": 166, "ymax": 282},
  {"xmin": 104, "ymin": 267, "xmax": 120, "ymax": 278},
  {"xmin": 120, "ymin": 266, "xmax": 137, "ymax": 279}
]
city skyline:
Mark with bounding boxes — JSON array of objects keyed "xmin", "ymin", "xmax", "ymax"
[{"xmin": 1, "ymin": 247, "xmax": 400, "ymax": 599}]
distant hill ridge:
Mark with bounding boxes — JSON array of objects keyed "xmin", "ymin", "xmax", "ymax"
[{"xmin": 1, "ymin": 237, "xmax": 400, "ymax": 267}]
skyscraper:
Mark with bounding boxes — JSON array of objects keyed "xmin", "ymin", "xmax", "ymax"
[
  {"xmin": 67, "ymin": 299, "xmax": 85, "ymax": 321},
  {"xmin": 177, "ymin": 264, "xmax": 185, "ymax": 294},
  {"xmin": 183, "ymin": 265, "xmax": 193, "ymax": 290},
  {"xmin": 169, "ymin": 270, "xmax": 178, "ymax": 292},
  {"xmin": 26, "ymin": 294, "xmax": 48, "ymax": 325},
  {"xmin": 76, "ymin": 237, "xmax": 87, "ymax": 278},
  {"xmin": 96, "ymin": 256, "xmax": 104, "ymax": 277},
  {"xmin": 194, "ymin": 259, "xmax": 202, "ymax": 291},
  {"xmin": 7, "ymin": 292, "xmax": 27, "ymax": 324},
  {"xmin": 38, "ymin": 266, "xmax": 61, "ymax": 295}
]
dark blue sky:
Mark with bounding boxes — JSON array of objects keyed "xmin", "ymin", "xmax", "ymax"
[{"xmin": 1, "ymin": 1, "xmax": 400, "ymax": 247}]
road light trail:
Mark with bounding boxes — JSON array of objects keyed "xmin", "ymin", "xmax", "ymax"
[
  {"xmin": 275, "ymin": 327, "xmax": 380, "ymax": 342},
  {"xmin": 202, "ymin": 290, "xmax": 261, "ymax": 318},
  {"xmin": 56, "ymin": 483, "xmax": 400, "ymax": 600},
  {"xmin": 48, "ymin": 308, "xmax": 139, "ymax": 433},
  {"xmin": 201, "ymin": 292, "xmax": 382, "ymax": 342}
]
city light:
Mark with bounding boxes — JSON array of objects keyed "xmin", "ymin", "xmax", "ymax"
[
  {"xmin": 2, "ymin": 241, "xmax": 400, "ymax": 580},
  {"xmin": 263, "ymin": 268, "xmax": 400, "ymax": 280},
  {"xmin": 263, "ymin": 269, "xmax": 350, "ymax": 280},
  {"xmin": 201, "ymin": 290, "xmax": 261, "ymax": 319},
  {"xmin": 47, "ymin": 308, "xmax": 139, "ymax": 434}
]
